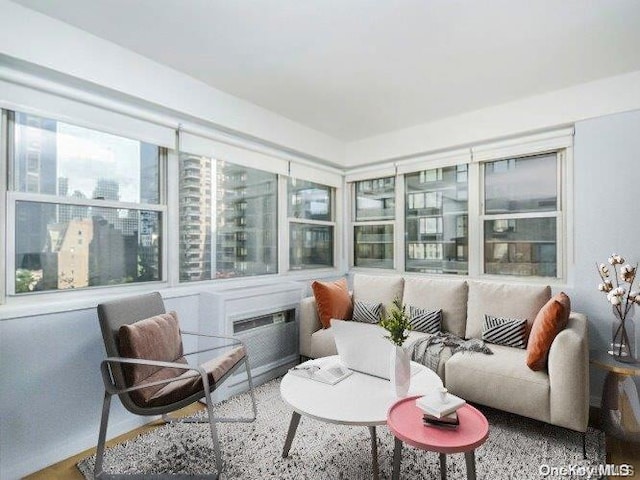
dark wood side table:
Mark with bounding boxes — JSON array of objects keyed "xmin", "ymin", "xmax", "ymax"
[{"xmin": 590, "ymin": 350, "xmax": 640, "ymax": 442}]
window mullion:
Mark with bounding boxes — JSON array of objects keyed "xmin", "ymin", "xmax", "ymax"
[{"xmin": 468, "ymin": 161, "xmax": 482, "ymax": 277}]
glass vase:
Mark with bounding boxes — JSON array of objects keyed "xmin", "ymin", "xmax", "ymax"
[{"xmin": 609, "ymin": 304, "xmax": 636, "ymax": 363}]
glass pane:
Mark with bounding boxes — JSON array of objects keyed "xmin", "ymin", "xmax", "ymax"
[
  {"xmin": 216, "ymin": 161, "xmax": 278, "ymax": 278},
  {"xmin": 15, "ymin": 201, "xmax": 161, "ymax": 293},
  {"xmin": 13, "ymin": 112, "xmax": 160, "ymax": 203},
  {"xmin": 355, "ymin": 177, "xmax": 395, "ymax": 221},
  {"xmin": 484, "ymin": 217, "xmax": 557, "ymax": 277},
  {"xmin": 288, "ymin": 178, "xmax": 332, "ymax": 221},
  {"xmin": 405, "ymin": 165, "xmax": 468, "ymax": 274},
  {"xmin": 484, "ymin": 153, "xmax": 557, "ymax": 214},
  {"xmin": 178, "ymin": 155, "xmax": 278, "ymax": 281},
  {"xmin": 354, "ymin": 225, "xmax": 394, "ymax": 269},
  {"xmin": 290, "ymin": 224, "xmax": 333, "ymax": 269}
]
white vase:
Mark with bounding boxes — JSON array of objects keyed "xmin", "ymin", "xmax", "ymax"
[{"xmin": 390, "ymin": 345, "xmax": 411, "ymax": 397}]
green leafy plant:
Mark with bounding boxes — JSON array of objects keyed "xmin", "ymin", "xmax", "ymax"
[{"xmin": 379, "ymin": 297, "xmax": 412, "ymax": 347}]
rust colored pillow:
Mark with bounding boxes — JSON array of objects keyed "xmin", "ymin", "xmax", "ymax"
[
  {"xmin": 526, "ymin": 292, "xmax": 571, "ymax": 371},
  {"xmin": 311, "ymin": 278, "xmax": 353, "ymax": 329}
]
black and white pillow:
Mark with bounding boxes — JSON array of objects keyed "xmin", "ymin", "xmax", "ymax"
[
  {"xmin": 408, "ymin": 306, "xmax": 442, "ymax": 334},
  {"xmin": 482, "ymin": 314, "xmax": 527, "ymax": 349},
  {"xmin": 352, "ymin": 301, "xmax": 383, "ymax": 324}
]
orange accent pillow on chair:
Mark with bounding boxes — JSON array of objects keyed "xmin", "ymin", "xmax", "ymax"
[
  {"xmin": 526, "ymin": 292, "xmax": 571, "ymax": 371},
  {"xmin": 311, "ymin": 278, "xmax": 353, "ymax": 329}
]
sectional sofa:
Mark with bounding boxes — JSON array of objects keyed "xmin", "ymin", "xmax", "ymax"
[{"xmin": 299, "ymin": 274, "xmax": 589, "ymax": 433}]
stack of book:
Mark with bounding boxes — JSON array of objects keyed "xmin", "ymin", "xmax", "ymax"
[{"xmin": 416, "ymin": 390, "xmax": 466, "ymax": 429}]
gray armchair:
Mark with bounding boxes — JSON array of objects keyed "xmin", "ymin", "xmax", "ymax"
[{"xmin": 95, "ymin": 292, "xmax": 257, "ymax": 479}]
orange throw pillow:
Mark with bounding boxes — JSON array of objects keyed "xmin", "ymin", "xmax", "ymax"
[
  {"xmin": 311, "ymin": 278, "xmax": 353, "ymax": 329},
  {"xmin": 526, "ymin": 292, "xmax": 571, "ymax": 371}
]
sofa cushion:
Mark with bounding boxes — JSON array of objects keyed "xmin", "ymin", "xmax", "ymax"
[
  {"xmin": 312, "ymin": 278, "xmax": 353, "ymax": 329},
  {"xmin": 353, "ymin": 300, "xmax": 383, "ymax": 324},
  {"xmin": 445, "ymin": 344, "xmax": 551, "ymax": 423},
  {"xmin": 402, "ymin": 277, "xmax": 468, "ymax": 337},
  {"xmin": 466, "ymin": 281, "xmax": 551, "ymax": 340},
  {"xmin": 526, "ymin": 292, "xmax": 571, "ymax": 371},
  {"xmin": 482, "ymin": 314, "xmax": 527, "ymax": 349},
  {"xmin": 408, "ymin": 306, "xmax": 441, "ymax": 334},
  {"xmin": 353, "ymin": 274, "xmax": 404, "ymax": 318}
]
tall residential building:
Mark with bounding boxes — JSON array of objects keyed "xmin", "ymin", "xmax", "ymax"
[{"xmin": 179, "ymin": 154, "xmax": 213, "ymax": 281}]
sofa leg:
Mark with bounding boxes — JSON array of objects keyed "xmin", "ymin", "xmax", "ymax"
[{"xmin": 582, "ymin": 431, "xmax": 587, "ymax": 459}]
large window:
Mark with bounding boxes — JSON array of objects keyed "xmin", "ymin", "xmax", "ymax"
[
  {"xmin": 179, "ymin": 154, "xmax": 278, "ymax": 280},
  {"xmin": 352, "ymin": 177, "xmax": 395, "ymax": 268},
  {"xmin": 288, "ymin": 178, "xmax": 335, "ymax": 269},
  {"xmin": 9, "ymin": 112, "xmax": 164, "ymax": 293},
  {"xmin": 405, "ymin": 165, "xmax": 468, "ymax": 274},
  {"xmin": 482, "ymin": 153, "xmax": 559, "ymax": 277}
]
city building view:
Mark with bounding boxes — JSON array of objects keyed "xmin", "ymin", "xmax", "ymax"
[{"xmin": 13, "ymin": 113, "xmax": 162, "ymax": 293}]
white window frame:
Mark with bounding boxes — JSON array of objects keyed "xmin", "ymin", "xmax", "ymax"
[
  {"xmin": 349, "ymin": 174, "xmax": 399, "ymax": 271},
  {"xmin": 346, "ymin": 128, "xmax": 573, "ymax": 283},
  {"xmin": 5, "ymin": 109, "xmax": 168, "ymax": 296},
  {"xmin": 284, "ymin": 176, "xmax": 338, "ymax": 272}
]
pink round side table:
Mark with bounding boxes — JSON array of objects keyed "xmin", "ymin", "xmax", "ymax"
[{"xmin": 387, "ymin": 395, "xmax": 489, "ymax": 480}]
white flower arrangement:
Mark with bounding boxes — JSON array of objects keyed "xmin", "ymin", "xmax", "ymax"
[{"xmin": 596, "ymin": 253, "xmax": 639, "ymax": 320}]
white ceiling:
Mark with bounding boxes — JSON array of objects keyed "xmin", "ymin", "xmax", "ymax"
[{"xmin": 10, "ymin": 0, "xmax": 640, "ymax": 141}]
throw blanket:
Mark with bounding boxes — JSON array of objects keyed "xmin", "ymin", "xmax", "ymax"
[{"xmin": 411, "ymin": 332, "xmax": 493, "ymax": 373}]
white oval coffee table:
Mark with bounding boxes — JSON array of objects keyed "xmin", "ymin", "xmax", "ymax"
[{"xmin": 280, "ymin": 355, "xmax": 443, "ymax": 479}]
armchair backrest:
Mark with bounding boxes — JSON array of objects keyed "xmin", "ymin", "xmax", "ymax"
[{"xmin": 97, "ymin": 292, "xmax": 166, "ymax": 411}]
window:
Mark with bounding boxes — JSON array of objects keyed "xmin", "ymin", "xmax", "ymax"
[
  {"xmin": 482, "ymin": 153, "xmax": 559, "ymax": 277},
  {"xmin": 287, "ymin": 178, "xmax": 335, "ymax": 269},
  {"xmin": 178, "ymin": 154, "xmax": 278, "ymax": 280},
  {"xmin": 9, "ymin": 111, "xmax": 164, "ymax": 293},
  {"xmin": 405, "ymin": 166, "xmax": 468, "ymax": 274},
  {"xmin": 353, "ymin": 176, "xmax": 395, "ymax": 268}
]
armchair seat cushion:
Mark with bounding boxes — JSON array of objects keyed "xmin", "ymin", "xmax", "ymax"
[{"xmin": 142, "ymin": 345, "xmax": 246, "ymax": 408}]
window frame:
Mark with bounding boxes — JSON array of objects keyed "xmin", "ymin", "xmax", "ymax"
[
  {"xmin": 347, "ymin": 129, "xmax": 573, "ymax": 283},
  {"xmin": 5, "ymin": 109, "xmax": 169, "ymax": 296},
  {"xmin": 350, "ymin": 175, "xmax": 399, "ymax": 270},
  {"xmin": 285, "ymin": 176, "xmax": 337, "ymax": 271},
  {"xmin": 478, "ymin": 150, "xmax": 566, "ymax": 281}
]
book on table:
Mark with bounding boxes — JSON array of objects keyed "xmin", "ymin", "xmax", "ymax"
[
  {"xmin": 416, "ymin": 391, "xmax": 466, "ymax": 418},
  {"xmin": 288, "ymin": 357, "xmax": 352, "ymax": 385},
  {"xmin": 423, "ymin": 411, "xmax": 459, "ymax": 429}
]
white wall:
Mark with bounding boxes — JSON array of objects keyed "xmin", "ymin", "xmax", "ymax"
[
  {"xmin": 0, "ymin": 293, "xmax": 200, "ymax": 479},
  {"xmin": 0, "ymin": 0, "xmax": 344, "ymax": 164},
  {"xmin": 346, "ymin": 70, "xmax": 640, "ymax": 166},
  {"xmin": 569, "ymin": 109, "xmax": 640, "ymax": 404}
]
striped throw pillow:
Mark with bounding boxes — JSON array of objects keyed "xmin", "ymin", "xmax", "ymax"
[
  {"xmin": 352, "ymin": 301, "xmax": 383, "ymax": 324},
  {"xmin": 408, "ymin": 306, "xmax": 442, "ymax": 334},
  {"xmin": 482, "ymin": 314, "xmax": 527, "ymax": 349}
]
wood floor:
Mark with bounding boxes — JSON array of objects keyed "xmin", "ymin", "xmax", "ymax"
[{"xmin": 26, "ymin": 405, "xmax": 640, "ymax": 480}]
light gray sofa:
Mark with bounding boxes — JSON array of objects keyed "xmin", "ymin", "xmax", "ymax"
[{"xmin": 299, "ymin": 274, "xmax": 589, "ymax": 433}]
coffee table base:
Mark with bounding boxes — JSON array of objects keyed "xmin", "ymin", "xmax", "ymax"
[
  {"xmin": 392, "ymin": 438, "xmax": 477, "ymax": 480},
  {"xmin": 281, "ymin": 412, "xmax": 380, "ymax": 480}
]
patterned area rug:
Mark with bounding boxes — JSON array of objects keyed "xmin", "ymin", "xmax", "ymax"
[{"xmin": 78, "ymin": 378, "xmax": 605, "ymax": 479}]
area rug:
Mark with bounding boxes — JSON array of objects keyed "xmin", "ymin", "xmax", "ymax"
[{"xmin": 78, "ymin": 378, "xmax": 605, "ymax": 479}]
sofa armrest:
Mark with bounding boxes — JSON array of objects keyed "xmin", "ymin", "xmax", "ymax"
[
  {"xmin": 548, "ymin": 311, "xmax": 589, "ymax": 432},
  {"xmin": 299, "ymin": 296, "xmax": 322, "ymax": 358}
]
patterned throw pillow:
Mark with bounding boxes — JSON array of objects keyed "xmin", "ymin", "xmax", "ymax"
[
  {"xmin": 482, "ymin": 314, "xmax": 527, "ymax": 349},
  {"xmin": 408, "ymin": 306, "xmax": 442, "ymax": 334},
  {"xmin": 352, "ymin": 301, "xmax": 383, "ymax": 324}
]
